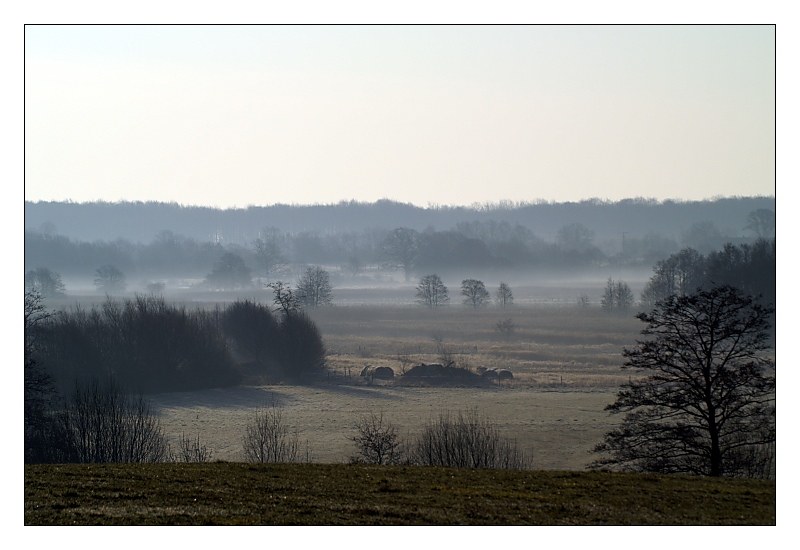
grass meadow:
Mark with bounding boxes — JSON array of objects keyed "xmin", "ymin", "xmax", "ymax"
[
  {"xmin": 25, "ymin": 463, "xmax": 776, "ymax": 525},
  {"xmin": 149, "ymin": 303, "xmax": 645, "ymax": 469}
]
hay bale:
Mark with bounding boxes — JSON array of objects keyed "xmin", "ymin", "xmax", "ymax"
[{"xmin": 373, "ymin": 366, "xmax": 394, "ymax": 379}]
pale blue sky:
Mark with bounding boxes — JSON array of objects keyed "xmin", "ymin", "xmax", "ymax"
[{"xmin": 24, "ymin": 25, "xmax": 775, "ymax": 208}]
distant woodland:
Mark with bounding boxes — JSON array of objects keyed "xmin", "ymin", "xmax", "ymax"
[{"xmin": 25, "ymin": 197, "xmax": 774, "ymax": 289}]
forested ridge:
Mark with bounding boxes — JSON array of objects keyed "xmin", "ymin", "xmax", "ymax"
[
  {"xmin": 25, "ymin": 196, "xmax": 774, "ymax": 245},
  {"xmin": 25, "ymin": 197, "xmax": 775, "ymax": 287}
]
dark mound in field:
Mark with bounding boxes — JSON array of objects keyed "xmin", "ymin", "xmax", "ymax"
[{"xmin": 398, "ymin": 363, "xmax": 488, "ymax": 387}]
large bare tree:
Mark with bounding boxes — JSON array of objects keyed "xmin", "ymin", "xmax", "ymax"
[{"xmin": 592, "ymin": 286, "xmax": 775, "ymax": 478}]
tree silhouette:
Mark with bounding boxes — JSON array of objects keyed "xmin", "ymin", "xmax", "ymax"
[
  {"xmin": 592, "ymin": 286, "xmax": 775, "ymax": 477},
  {"xmin": 461, "ymin": 279, "xmax": 490, "ymax": 308},
  {"xmin": 416, "ymin": 274, "xmax": 449, "ymax": 308}
]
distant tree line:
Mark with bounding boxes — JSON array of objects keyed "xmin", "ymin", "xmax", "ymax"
[
  {"xmin": 639, "ymin": 238, "xmax": 775, "ymax": 308},
  {"xmin": 25, "ymin": 202, "xmax": 773, "ymax": 291},
  {"xmin": 25, "ymin": 197, "xmax": 773, "ymax": 246}
]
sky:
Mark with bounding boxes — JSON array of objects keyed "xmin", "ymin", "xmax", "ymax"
[{"xmin": 23, "ymin": 24, "xmax": 776, "ymax": 209}]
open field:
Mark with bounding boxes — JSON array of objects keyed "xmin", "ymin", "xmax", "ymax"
[
  {"xmin": 307, "ymin": 302, "xmax": 644, "ymax": 387},
  {"xmin": 149, "ymin": 304, "xmax": 644, "ymax": 468},
  {"xmin": 25, "ymin": 463, "xmax": 776, "ymax": 525},
  {"xmin": 151, "ymin": 385, "xmax": 618, "ymax": 468}
]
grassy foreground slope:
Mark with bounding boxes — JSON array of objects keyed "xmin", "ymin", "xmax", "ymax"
[{"xmin": 25, "ymin": 463, "xmax": 775, "ymax": 525}]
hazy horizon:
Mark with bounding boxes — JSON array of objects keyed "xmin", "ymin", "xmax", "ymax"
[{"xmin": 25, "ymin": 25, "xmax": 775, "ymax": 209}]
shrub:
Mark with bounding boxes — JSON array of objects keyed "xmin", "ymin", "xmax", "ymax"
[
  {"xmin": 242, "ymin": 406, "xmax": 301, "ymax": 463},
  {"xmin": 172, "ymin": 433, "xmax": 213, "ymax": 463},
  {"xmin": 58, "ymin": 377, "xmax": 169, "ymax": 463},
  {"xmin": 220, "ymin": 299, "xmax": 282, "ymax": 370},
  {"xmin": 410, "ymin": 408, "xmax": 531, "ymax": 470},
  {"xmin": 349, "ymin": 412, "xmax": 405, "ymax": 465},
  {"xmin": 278, "ymin": 311, "xmax": 326, "ymax": 382}
]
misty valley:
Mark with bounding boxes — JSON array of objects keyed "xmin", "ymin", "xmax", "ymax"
[{"xmin": 24, "ymin": 198, "xmax": 775, "ymax": 487}]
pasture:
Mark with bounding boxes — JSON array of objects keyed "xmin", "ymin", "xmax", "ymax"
[
  {"xmin": 150, "ymin": 302, "xmax": 644, "ymax": 469},
  {"xmin": 25, "ymin": 463, "xmax": 776, "ymax": 525}
]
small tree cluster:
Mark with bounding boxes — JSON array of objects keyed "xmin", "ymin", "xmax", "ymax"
[
  {"xmin": 639, "ymin": 239, "xmax": 775, "ymax": 309},
  {"xmin": 601, "ymin": 278, "xmax": 634, "ymax": 312}
]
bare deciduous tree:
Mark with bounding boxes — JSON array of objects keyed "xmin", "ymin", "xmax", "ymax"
[
  {"xmin": 416, "ymin": 274, "xmax": 449, "ymax": 308},
  {"xmin": 94, "ymin": 264, "xmax": 126, "ymax": 293},
  {"xmin": 592, "ymin": 286, "xmax": 775, "ymax": 478},
  {"xmin": 430, "ymin": 333, "xmax": 455, "ymax": 366},
  {"xmin": 253, "ymin": 230, "xmax": 288, "ymax": 280},
  {"xmin": 267, "ymin": 281, "xmax": 300, "ymax": 317},
  {"xmin": 296, "ymin": 266, "xmax": 333, "ymax": 308},
  {"xmin": 495, "ymin": 283, "xmax": 514, "ymax": 307},
  {"xmin": 381, "ymin": 227, "xmax": 419, "ymax": 282},
  {"xmin": 461, "ymin": 279, "xmax": 490, "ymax": 308},
  {"xmin": 744, "ymin": 209, "xmax": 775, "ymax": 240},
  {"xmin": 242, "ymin": 406, "xmax": 301, "ymax": 463},
  {"xmin": 349, "ymin": 412, "xmax": 405, "ymax": 465}
]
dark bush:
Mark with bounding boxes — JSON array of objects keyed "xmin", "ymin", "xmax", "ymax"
[
  {"xmin": 39, "ymin": 296, "xmax": 241, "ymax": 394},
  {"xmin": 220, "ymin": 300, "xmax": 282, "ymax": 372},
  {"xmin": 278, "ymin": 311, "xmax": 326, "ymax": 382}
]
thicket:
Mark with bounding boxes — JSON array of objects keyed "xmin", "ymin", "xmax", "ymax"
[
  {"xmin": 36, "ymin": 295, "xmax": 327, "ymax": 394},
  {"xmin": 57, "ymin": 377, "xmax": 170, "ymax": 463},
  {"xmin": 349, "ymin": 408, "xmax": 531, "ymax": 470},
  {"xmin": 38, "ymin": 295, "xmax": 240, "ymax": 394},
  {"xmin": 221, "ymin": 298, "xmax": 326, "ymax": 383},
  {"xmin": 25, "ymin": 289, "xmax": 328, "ymax": 463}
]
